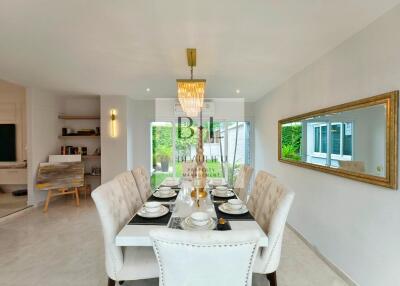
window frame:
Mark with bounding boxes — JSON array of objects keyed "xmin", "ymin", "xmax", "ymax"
[{"xmin": 311, "ymin": 121, "xmax": 353, "ymax": 161}]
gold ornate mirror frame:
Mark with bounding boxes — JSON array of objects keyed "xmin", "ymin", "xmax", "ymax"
[{"xmin": 278, "ymin": 91, "xmax": 398, "ymax": 189}]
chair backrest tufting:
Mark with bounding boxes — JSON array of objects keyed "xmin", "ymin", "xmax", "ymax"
[
  {"xmin": 247, "ymin": 171, "xmax": 276, "ymax": 218},
  {"xmin": 114, "ymin": 171, "xmax": 144, "ymax": 214},
  {"xmin": 91, "ymin": 180, "xmax": 133, "ymax": 280},
  {"xmin": 132, "ymin": 166, "xmax": 152, "ymax": 202},
  {"xmin": 248, "ymin": 171, "xmax": 295, "ymax": 274},
  {"xmin": 233, "ymin": 165, "xmax": 254, "ymax": 202},
  {"xmin": 150, "ymin": 229, "xmax": 260, "ymax": 286}
]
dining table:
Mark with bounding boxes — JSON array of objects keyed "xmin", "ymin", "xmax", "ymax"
[{"xmin": 116, "ymin": 178, "xmax": 269, "ymax": 247}]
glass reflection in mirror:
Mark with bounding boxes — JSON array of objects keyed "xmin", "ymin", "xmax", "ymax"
[{"xmin": 281, "ymin": 104, "xmax": 386, "ymax": 177}]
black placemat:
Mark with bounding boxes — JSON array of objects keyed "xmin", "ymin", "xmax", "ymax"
[
  {"xmin": 214, "ymin": 203, "xmax": 255, "ymax": 221},
  {"xmin": 158, "ymin": 185, "xmax": 181, "ymax": 189},
  {"xmin": 211, "ymin": 189, "xmax": 237, "ymax": 202},
  {"xmin": 168, "ymin": 217, "xmax": 231, "ymax": 231},
  {"xmin": 128, "ymin": 210, "xmax": 172, "ymax": 225},
  {"xmin": 147, "ymin": 193, "xmax": 178, "ymax": 202}
]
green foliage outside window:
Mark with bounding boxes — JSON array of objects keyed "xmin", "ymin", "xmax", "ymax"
[{"xmin": 281, "ymin": 124, "xmax": 302, "ymax": 161}]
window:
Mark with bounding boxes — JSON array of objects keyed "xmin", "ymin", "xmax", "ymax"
[
  {"xmin": 313, "ymin": 125, "xmax": 327, "ymax": 153},
  {"xmin": 314, "ymin": 126, "xmax": 320, "ymax": 152},
  {"xmin": 312, "ymin": 122, "xmax": 353, "ymax": 158},
  {"xmin": 343, "ymin": 122, "xmax": 352, "ymax": 156}
]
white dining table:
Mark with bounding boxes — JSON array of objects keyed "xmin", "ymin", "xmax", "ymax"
[{"xmin": 116, "ymin": 180, "xmax": 269, "ymax": 247}]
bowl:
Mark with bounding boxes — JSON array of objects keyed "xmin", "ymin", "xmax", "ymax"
[
  {"xmin": 144, "ymin": 202, "xmax": 161, "ymax": 213},
  {"xmin": 190, "ymin": 212, "xmax": 210, "ymax": 226},
  {"xmin": 228, "ymin": 199, "xmax": 243, "ymax": 210},
  {"xmin": 215, "ymin": 186, "xmax": 228, "ymax": 196},
  {"xmin": 159, "ymin": 186, "xmax": 171, "ymax": 195}
]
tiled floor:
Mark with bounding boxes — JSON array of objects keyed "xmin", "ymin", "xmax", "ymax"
[
  {"xmin": 0, "ymin": 198, "xmax": 349, "ymax": 286},
  {"xmin": 0, "ymin": 192, "xmax": 27, "ymax": 218}
]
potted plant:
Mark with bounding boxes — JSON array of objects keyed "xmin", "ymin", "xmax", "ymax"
[{"xmin": 156, "ymin": 147, "xmax": 172, "ymax": 172}]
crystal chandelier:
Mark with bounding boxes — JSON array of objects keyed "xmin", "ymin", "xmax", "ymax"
[{"xmin": 177, "ymin": 49, "xmax": 206, "ymax": 117}]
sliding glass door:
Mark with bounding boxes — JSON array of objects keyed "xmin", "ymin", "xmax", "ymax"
[{"xmin": 150, "ymin": 120, "xmax": 251, "ymax": 187}]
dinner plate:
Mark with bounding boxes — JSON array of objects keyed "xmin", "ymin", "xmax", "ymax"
[
  {"xmin": 218, "ymin": 203, "xmax": 249, "ymax": 215},
  {"xmin": 136, "ymin": 205, "xmax": 169, "ymax": 218},
  {"xmin": 211, "ymin": 189, "xmax": 235, "ymax": 198},
  {"xmin": 153, "ymin": 190, "xmax": 177, "ymax": 198},
  {"xmin": 162, "ymin": 179, "xmax": 180, "ymax": 187},
  {"xmin": 180, "ymin": 216, "xmax": 216, "ymax": 231}
]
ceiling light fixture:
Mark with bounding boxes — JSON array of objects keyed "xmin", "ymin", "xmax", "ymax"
[
  {"xmin": 146, "ymin": 88, "xmax": 150, "ymax": 92},
  {"xmin": 177, "ymin": 48, "xmax": 206, "ymax": 117},
  {"xmin": 236, "ymin": 89, "xmax": 240, "ymax": 94}
]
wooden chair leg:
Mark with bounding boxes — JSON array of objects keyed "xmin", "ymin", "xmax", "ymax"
[
  {"xmin": 108, "ymin": 278, "xmax": 115, "ymax": 286},
  {"xmin": 74, "ymin": 187, "xmax": 80, "ymax": 207},
  {"xmin": 43, "ymin": 190, "xmax": 52, "ymax": 212},
  {"xmin": 266, "ymin": 271, "xmax": 277, "ymax": 286}
]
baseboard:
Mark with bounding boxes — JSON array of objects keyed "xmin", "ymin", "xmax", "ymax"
[{"xmin": 286, "ymin": 223, "xmax": 359, "ymax": 286}]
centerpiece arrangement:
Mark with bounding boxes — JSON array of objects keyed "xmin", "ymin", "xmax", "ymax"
[{"xmin": 176, "ymin": 48, "xmax": 208, "ymax": 200}]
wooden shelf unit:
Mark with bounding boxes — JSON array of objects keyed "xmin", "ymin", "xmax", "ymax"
[
  {"xmin": 59, "ymin": 135, "xmax": 100, "ymax": 139},
  {"xmin": 58, "ymin": 115, "xmax": 100, "ymax": 120},
  {"xmin": 82, "ymin": 155, "xmax": 101, "ymax": 160},
  {"xmin": 58, "ymin": 111, "xmax": 101, "ymax": 189},
  {"xmin": 84, "ymin": 173, "xmax": 101, "ymax": 177}
]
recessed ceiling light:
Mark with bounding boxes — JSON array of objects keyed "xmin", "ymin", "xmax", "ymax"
[
  {"xmin": 235, "ymin": 89, "xmax": 240, "ymax": 94},
  {"xmin": 146, "ymin": 88, "xmax": 151, "ymax": 92}
]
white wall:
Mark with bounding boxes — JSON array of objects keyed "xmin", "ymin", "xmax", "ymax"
[
  {"xmin": 128, "ymin": 99, "xmax": 154, "ymax": 171},
  {"xmin": 26, "ymin": 88, "xmax": 61, "ymax": 205},
  {"xmin": 100, "ymin": 95, "xmax": 128, "ymax": 183},
  {"xmin": 254, "ymin": 5, "xmax": 400, "ymax": 286}
]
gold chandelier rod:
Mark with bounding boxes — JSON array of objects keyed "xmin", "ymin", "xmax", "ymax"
[{"xmin": 187, "ymin": 48, "xmax": 196, "ymax": 80}]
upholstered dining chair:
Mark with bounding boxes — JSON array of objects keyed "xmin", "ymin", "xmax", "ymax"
[
  {"xmin": 150, "ymin": 229, "xmax": 260, "ymax": 286},
  {"xmin": 92, "ymin": 180, "xmax": 159, "ymax": 286},
  {"xmin": 114, "ymin": 171, "xmax": 144, "ymax": 213},
  {"xmin": 233, "ymin": 165, "xmax": 254, "ymax": 202},
  {"xmin": 247, "ymin": 171, "xmax": 295, "ymax": 286},
  {"xmin": 132, "ymin": 166, "xmax": 152, "ymax": 202}
]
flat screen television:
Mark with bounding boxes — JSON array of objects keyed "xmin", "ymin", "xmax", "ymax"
[{"xmin": 0, "ymin": 124, "xmax": 16, "ymax": 161}]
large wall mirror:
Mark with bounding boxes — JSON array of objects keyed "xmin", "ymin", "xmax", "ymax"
[{"xmin": 278, "ymin": 91, "xmax": 398, "ymax": 189}]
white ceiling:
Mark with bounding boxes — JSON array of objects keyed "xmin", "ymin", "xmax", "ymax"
[{"xmin": 0, "ymin": 0, "xmax": 399, "ymax": 101}]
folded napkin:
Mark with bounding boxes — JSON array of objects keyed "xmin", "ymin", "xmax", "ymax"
[
  {"xmin": 213, "ymin": 203, "xmax": 255, "ymax": 221},
  {"xmin": 128, "ymin": 211, "xmax": 172, "ymax": 225}
]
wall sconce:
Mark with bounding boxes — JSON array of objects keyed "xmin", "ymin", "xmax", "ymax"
[{"xmin": 111, "ymin": 109, "xmax": 117, "ymax": 138}]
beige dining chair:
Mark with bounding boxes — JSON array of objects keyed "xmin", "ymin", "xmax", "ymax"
[
  {"xmin": 338, "ymin": 160, "xmax": 365, "ymax": 173},
  {"xmin": 114, "ymin": 171, "xmax": 144, "ymax": 213},
  {"xmin": 247, "ymin": 171, "xmax": 295, "ymax": 286},
  {"xmin": 92, "ymin": 179, "xmax": 159, "ymax": 286},
  {"xmin": 233, "ymin": 165, "xmax": 254, "ymax": 202},
  {"xmin": 132, "ymin": 166, "xmax": 152, "ymax": 202},
  {"xmin": 150, "ymin": 229, "xmax": 260, "ymax": 286}
]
